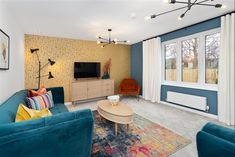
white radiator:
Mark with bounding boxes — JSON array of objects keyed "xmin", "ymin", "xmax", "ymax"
[{"xmin": 166, "ymin": 91, "xmax": 209, "ymax": 111}]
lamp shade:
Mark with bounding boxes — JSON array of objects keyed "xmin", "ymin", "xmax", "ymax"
[
  {"xmin": 48, "ymin": 72, "xmax": 54, "ymax": 79},
  {"xmin": 48, "ymin": 59, "xmax": 56, "ymax": 66},
  {"xmin": 30, "ymin": 48, "xmax": 39, "ymax": 53}
]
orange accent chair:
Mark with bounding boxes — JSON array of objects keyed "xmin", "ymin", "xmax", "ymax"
[{"xmin": 118, "ymin": 78, "xmax": 140, "ymax": 100}]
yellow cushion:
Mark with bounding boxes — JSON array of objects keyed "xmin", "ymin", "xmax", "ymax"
[{"xmin": 15, "ymin": 104, "xmax": 52, "ymax": 122}]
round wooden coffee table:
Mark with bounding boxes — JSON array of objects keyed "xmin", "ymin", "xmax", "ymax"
[{"xmin": 97, "ymin": 100, "xmax": 133, "ymax": 135}]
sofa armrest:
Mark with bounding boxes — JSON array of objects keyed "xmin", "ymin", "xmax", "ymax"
[
  {"xmin": 196, "ymin": 131, "xmax": 235, "ymax": 157},
  {"xmin": 46, "ymin": 87, "xmax": 64, "ymax": 104},
  {"xmin": 0, "ymin": 109, "xmax": 94, "ymax": 157}
]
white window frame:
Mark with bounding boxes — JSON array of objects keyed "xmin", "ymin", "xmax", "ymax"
[{"xmin": 161, "ymin": 28, "xmax": 220, "ymax": 91}]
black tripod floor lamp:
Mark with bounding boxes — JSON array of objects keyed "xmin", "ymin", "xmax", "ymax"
[{"xmin": 30, "ymin": 48, "xmax": 55, "ymax": 89}]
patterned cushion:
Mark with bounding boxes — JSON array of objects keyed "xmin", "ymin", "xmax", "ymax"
[{"xmin": 27, "ymin": 91, "xmax": 54, "ymax": 110}]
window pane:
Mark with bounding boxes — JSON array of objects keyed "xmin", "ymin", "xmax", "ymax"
[
  {"xmin": 181, "ymin": 38, "xmax": 199, "ymax": 82},
  {"xmin": 165, "ymin": 43, "xmax": 177, "ymax": 81},
  {"xmin": 205, "ymin": 33, "xmax": 220, "ymax": 84}
]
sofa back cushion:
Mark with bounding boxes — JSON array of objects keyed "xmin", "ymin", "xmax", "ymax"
[
  {"xmin": 0, "ymin": 90, "xmax": 28, "ymax": 124},
  {"xmin": 46, "ymin": 87, "xmax": 64, "ymax": 104}
]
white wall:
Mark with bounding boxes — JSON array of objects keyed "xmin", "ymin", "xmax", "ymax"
[{"xmin": 0, "ymin": 1, "xmax": 24, "ymax": 104}]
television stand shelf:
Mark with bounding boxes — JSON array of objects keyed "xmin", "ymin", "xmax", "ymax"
[{"xmin": 71, "ymin": 79, "xmax": 114, "ymax": 102}]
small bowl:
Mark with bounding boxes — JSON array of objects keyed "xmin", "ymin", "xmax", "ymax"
[{"xmin": 107, "ymin": 95, "xmax": 120, "ymax": 106}]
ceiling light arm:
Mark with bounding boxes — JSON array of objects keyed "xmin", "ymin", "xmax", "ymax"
[
  {"xmin": 188, "ymin": 0, "xmax": 191, "ymax": 9},
  {"xmin": 149, "ymin": 0, "xmax": 208, "ymax": 19},
  {"xmin": 99, "ymin": 37, "xmax": 109, "ymax": 41},
  {"xmin": 101, "ymin": 42, "xmax": 111, "ymax": 48},
  {"xmin": 193, "ymin": 3, "xmax": 217, "ymax": 7},
  {"xmin": 115, "ymin": 40, "xmax": 128, "ymax": 43},
  {"xmin": 180, "ymin": 0, "xmax": 198, "ymax": 18},
  {"xmin": 172, "ymin": 0, "xmax": 220, "ymax": 7}
]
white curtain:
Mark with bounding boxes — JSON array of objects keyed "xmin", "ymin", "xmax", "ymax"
[
  {"xmin": 142, "ymin": 37, "xmax": 161, "ymax": 103},
  {"xmin": 218, "ymin": 13, "xmax": 235, "ymax": 125}
]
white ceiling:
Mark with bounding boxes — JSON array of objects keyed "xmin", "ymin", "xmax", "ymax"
[{"xmin": 3, "ymin": 0, "xmax": 235, "ymax": 44}]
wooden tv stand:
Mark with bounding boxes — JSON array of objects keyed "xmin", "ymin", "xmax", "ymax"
[{"xmin": 71, "ymin": 79, "xmax": 114, "ymax": 102}]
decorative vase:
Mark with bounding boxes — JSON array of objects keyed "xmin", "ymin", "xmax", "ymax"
[{"xmin": 102, "ymin": 72, "xmax": 110, "ymax": 79}]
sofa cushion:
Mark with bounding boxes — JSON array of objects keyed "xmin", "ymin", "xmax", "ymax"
[
  {"xmin": 15, "ymin": 104, "xmax": 52, "ymax": 122},
  {"xmin": 28, "ymin": 86, "xmax": 47, "ymax": 97},
  {"xmin": 50, "ymin": 103, "xmax": 69, "ymax": 114},
  {"xmin": 27, "ymin": 91, "xmax": 54, "ymax": 110}
]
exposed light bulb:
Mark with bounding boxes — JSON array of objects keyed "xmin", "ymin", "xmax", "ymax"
[
  {"xmin": 126, "ymin": 40, "xmax": 130, "ymax": 43},
  {"xmin": 145, "ymin": 16, "xmax": 151, "ymax": 20},
  {"xmin": 221, "ymin": 5, "xmax": 227, "ymax": 9},
  {"xmin": 130, "ymin": 13, "xmax": 136, "ymax": 19},
  {"xmin": 97, "ymin": 41, "xmax": 101, "ymax": 44},
  {"xmin": 95, "ymin": 35, "xmax": 99, "ymax": 39},
  {"xmin": 101, "ymin": 45, "xmax": 104, "ymax": 48},
  {"xmin": 114, "ymin": 38, "xmax": 118, "ymax": 42},
  {"xmin": 168, "ymin": 0, "xmax": 176, "ymax": 4},
  {"xmin": 178, "ymin": 14, "xmax": 184, "ymax": 20},
  {"xmin": 215, "ymin": 4, "xmax": 222, "ymax": 8}
]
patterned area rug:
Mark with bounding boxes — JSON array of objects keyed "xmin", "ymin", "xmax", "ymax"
[{"xmin": 92, "ymin": 111, "xmax": 191, "ymax": 157}]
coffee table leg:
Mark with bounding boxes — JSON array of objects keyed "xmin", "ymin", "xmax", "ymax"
[
  {"xmin": 115, "ymin": 123, "xmax": 118, "ymax": 136},
  {"xmin": 126, "ymin": 124, "xmax": 129, "ymax": 132}
]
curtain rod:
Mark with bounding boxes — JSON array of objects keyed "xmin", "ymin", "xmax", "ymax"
[{"xmin": 142, "ymin": 11, "xmax": 235, "ymax": 42}]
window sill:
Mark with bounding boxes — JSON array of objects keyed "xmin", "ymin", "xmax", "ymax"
[{"xmin": 161, "ymin": 81, "xmax": 218, "ymax": 91}]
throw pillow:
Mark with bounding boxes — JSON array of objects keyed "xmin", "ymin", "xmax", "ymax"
[
  {"xmin": 15, "ymin": 104, "xmax": 52, "ymax": 122},
  {"xmin": 28, "ymin": 85, "xmax": 47, "ymax": 97},
  {"xmin": 27, "ymin": 91, "xmax": 54, "ymax": 110}
]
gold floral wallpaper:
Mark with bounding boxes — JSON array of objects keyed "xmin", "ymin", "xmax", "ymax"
[{"xmin": 25, "ymin": 34, "xmax": 130, "ymax": 102}]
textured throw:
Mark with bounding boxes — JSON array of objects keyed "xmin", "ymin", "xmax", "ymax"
[
  {"xmin": 92, "ymin": 111, "xmax": 191, "ymax": 157},
  {"xmin": 27, "ymin": 91, "xmax": 54, "ymax": 110}
]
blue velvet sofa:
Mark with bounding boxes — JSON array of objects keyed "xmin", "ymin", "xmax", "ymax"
[
  {"xmin": 0, "ymin": 87, "xmax": 94, "ymax": 157},
  {"xmin": 197, "ymin": 122, "xmax": 235, "ymax": 157}
]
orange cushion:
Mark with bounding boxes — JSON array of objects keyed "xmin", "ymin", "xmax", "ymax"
[{"xmin": 28, "ymin": 85, "xmax": 47, "ymax": 97}]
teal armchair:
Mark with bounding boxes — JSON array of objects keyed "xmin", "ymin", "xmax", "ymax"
[{"xmin": 196, "ymin": 122, "xmax": 235, "ymax": 157}]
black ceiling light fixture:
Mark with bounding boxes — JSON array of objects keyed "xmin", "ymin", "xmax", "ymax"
[
  {"xmin": 145, "ymin": 0, "xmax": 226, "ymax": 20},
  {"xmin": 96, "ymin": 29, "xmax": 130, "ymax": 48}
]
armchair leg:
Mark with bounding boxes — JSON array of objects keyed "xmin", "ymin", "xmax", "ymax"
[{"xmin": 136, "ymin": 95, "xmax": 140, "ymax": 101}]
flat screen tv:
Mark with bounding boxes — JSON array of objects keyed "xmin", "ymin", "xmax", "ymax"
[{"xmin": 74, "ymin": 62, "xmax": 100, "ymax": 79}]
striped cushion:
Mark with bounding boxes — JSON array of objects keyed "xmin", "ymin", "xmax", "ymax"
[{"xmin": 27, "ymin": 91, "xmax": 54, "ymax": 110}]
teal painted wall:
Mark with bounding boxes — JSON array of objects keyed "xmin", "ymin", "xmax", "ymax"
[
  {"xmin": 130, "ymin": 17, "xmax": 220, "ymax": 115},
  {"xmin": 161, "ymin": 17, "xmax": 221, "ymax": 42},
  {"xmin": 161, "ymin": 85, "xmax": 217, "ymax": 115},
  {"xmin": 131, "ymin": 42, "xmax": 143, "ymax": 94}
]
